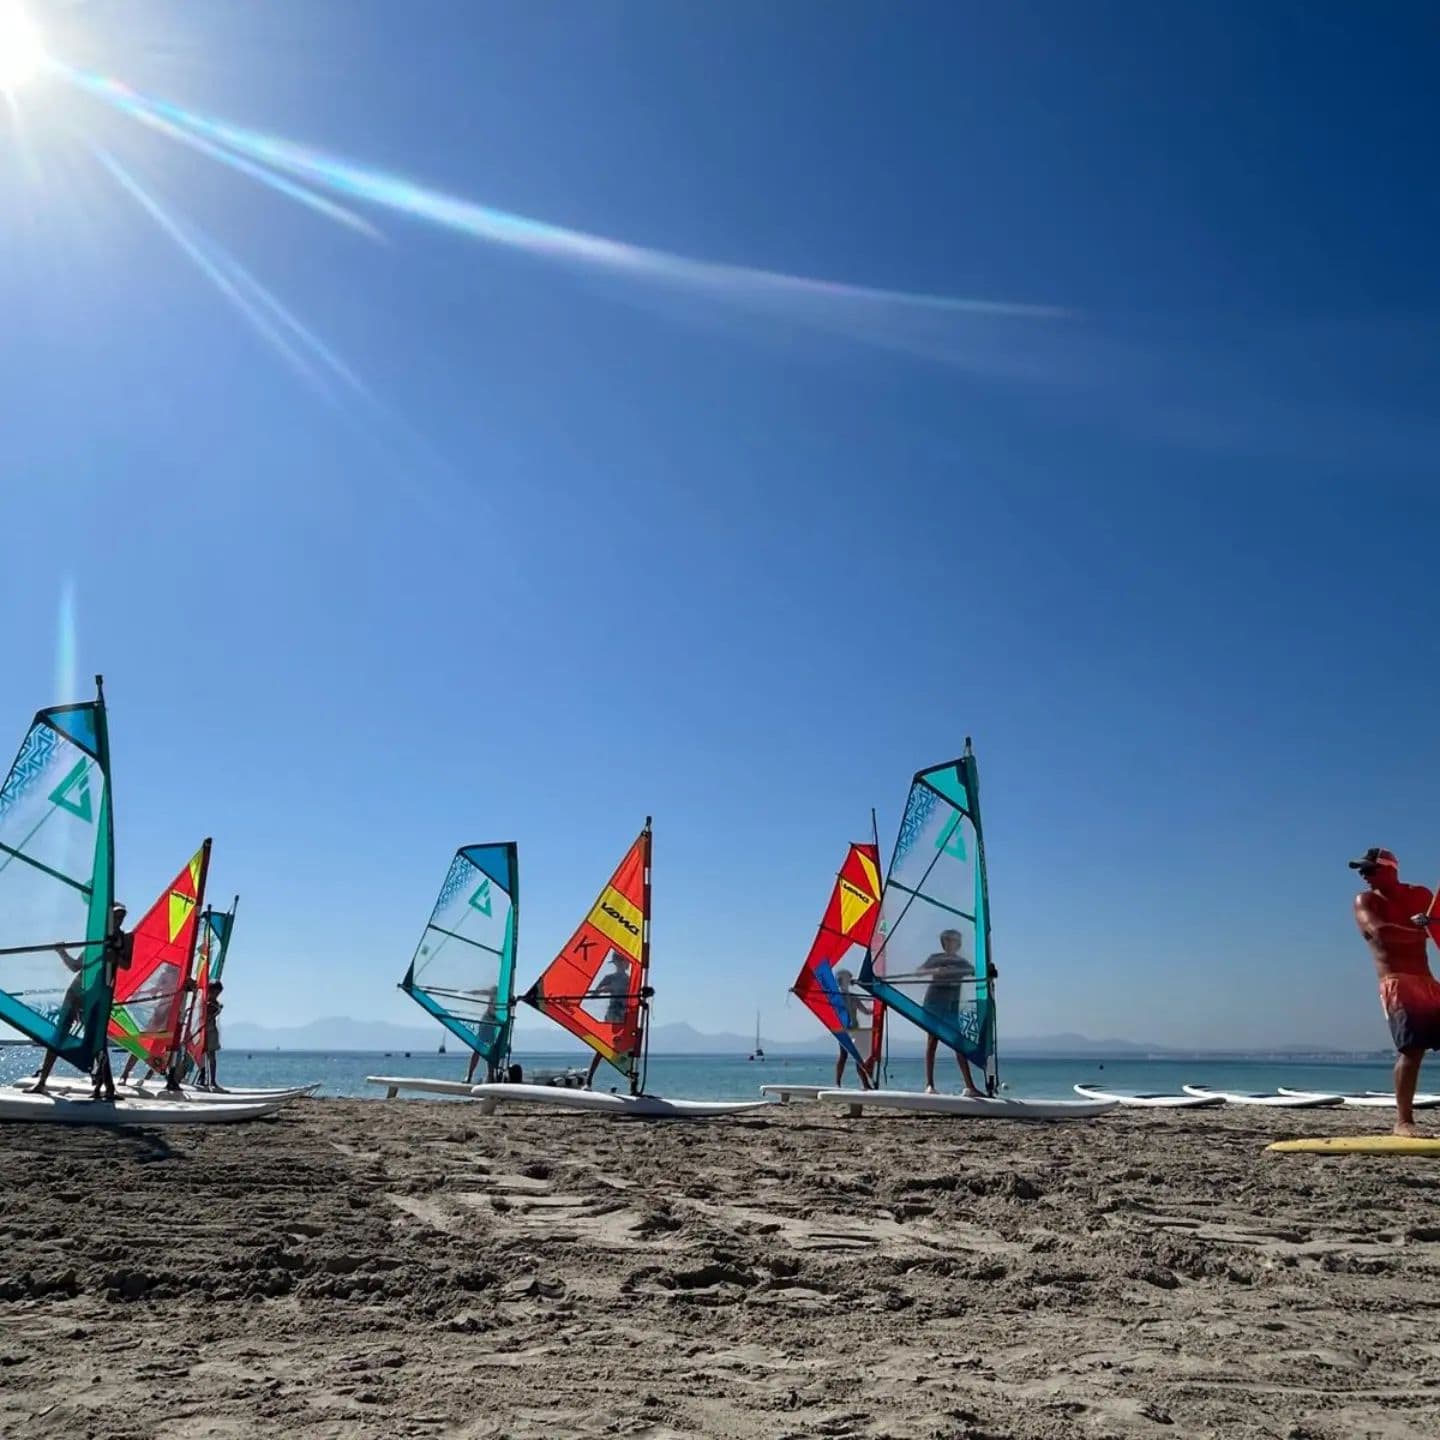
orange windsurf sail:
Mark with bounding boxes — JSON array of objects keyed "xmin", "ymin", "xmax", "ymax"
[{"xmin": 522, "ymin": 820, "xmax": 651, "ymax": 1089}]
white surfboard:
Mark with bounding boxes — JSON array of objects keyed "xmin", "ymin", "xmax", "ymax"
[
  {"xmin": 1278, "ymin": 1087, "xmax": 1440, "ymax": 1109},
  {"xmin": 0, "ymin": 1091, "xmax": 292, "ymax": 1126},
  {"xmin": 367, "ymin": 1075, "xmax": 480, "ymax": 1100},
  {"xmin": 759, "ymin": 1084, "xmax": 830, "ymax": 1103},
  {"xmin": 1073, "ymin": 1083, "xmax": 1223, "ymax": 1109},
  {"xmin": 472, "ymin": 1082, "xmax": 773, "ymax": 1118},
  {"xmin": 1182, "ymin": 1084, "xmax": 1343, "ymax": 1108},
  {"xmin": 19, "ymin": 1076, "xmax": 318, "ymax": 1105},
  {"xmin": 817, "ymin": 1088, "xmax": 1116, "ymax": 1119}
]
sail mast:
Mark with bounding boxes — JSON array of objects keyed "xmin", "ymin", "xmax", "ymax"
[
  {"xmin": 868, "ymin": 806, "xmax": 886, "ymax": 1083},
  {"xmin": 634, "ymin": 817, "xmax": 653, "ymax": 1096},
  {"xmin": 963, "ymin": 737, "xmax": 999, "ymax": 1093}
]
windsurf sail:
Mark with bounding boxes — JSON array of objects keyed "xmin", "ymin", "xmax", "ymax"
[
  {"xmin": 109, "ymin": 839, "xmax": 211, "ymax": 1070},
  {"xmin": 401, "ymin": 844, "xmax": 518, "ymax": 1076},
  {"xmin": 859, "ymin": 742, "xmax": 997, "ymax": 1091},
  {"xmin": 522, "ymin": 820, "xmax": 652, "ymax": 1093},
  {"xmin": 180, "ymin": 896, "xmax": 237, "ymax": 1078},
  {"xmin": 793, "ymin": 841, "xmax": 885, "ymax": 1071},
  {"xmin": 0, "ymin": 678, "xmax": 116, "ymax": 1070}
]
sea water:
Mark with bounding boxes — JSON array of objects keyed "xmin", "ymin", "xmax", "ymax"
[{"xmin": 0, "ymin": 1045, "xmax": 1404, "ymax": 1100}]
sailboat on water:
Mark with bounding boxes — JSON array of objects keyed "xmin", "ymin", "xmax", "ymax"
[
  {"xmin": 475, "ymin": 819, "xmax": 769, "ymax": 1117},
  {"xmin": 748, "ymin": 1011, "xmax": 765, "ymax": 1062},
  {"xmin": 820, "ymin": 741, "xmax": 1114, "ymax": 1119}
]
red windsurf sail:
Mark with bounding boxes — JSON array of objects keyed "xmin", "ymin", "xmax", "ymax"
[
  {"xmin": 110, "ymin": 839, "xmax": 211, "ymax": 1070},
  {"xmin": 793, "ymin": 841, "xmax": 884, "ymax": 1072},
  {"xmin": 522, "ymin": 821, "xmax": 651, "ymax": 1089}
]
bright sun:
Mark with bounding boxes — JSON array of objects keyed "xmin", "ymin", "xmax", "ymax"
[{"xmin": 0, "ymin": 2, "xmax": 46, "ymax": 95}]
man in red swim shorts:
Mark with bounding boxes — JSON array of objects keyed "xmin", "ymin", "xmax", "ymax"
[{"xmin": 1351, "ymin": 847, "xmax": 1440, "ymax": 1136}]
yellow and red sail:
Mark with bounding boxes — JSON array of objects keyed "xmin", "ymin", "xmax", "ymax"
[
  {"xmin": 109, "ymin": 839, "xmax": 210, "ymax": 1070},
  {"xmin": 522, "ymin": 822, "xmax": 651, "ymax": 1084},
  {"xmin": 793, "ymin": 841, "xmax": 885, "ymax": 1072}
]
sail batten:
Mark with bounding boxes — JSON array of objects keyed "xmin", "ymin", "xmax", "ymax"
[
  {"xmin": 859, "ymin": 743, "xmax": 997, "ymax": 1091},
  {"xmin": 0, "ymin": 681, "xmax": 116, "ymax": 1070},
  {"xmin": 522, "ymin": 821, "xmax": 652, "ymax": 1091},
  {"xmin": 400, "ymin": 843, "xmax": 518, "ymax": 1075}
]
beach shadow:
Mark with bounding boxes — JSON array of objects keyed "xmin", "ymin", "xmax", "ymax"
[{"xmin": 14, "ymin": 1121, "xmax": 181, "ymax": 1163}]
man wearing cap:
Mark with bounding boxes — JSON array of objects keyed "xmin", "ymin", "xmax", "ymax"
[{"xmin": 1351, "ymin": 848, "xmax": 1440, "ymax": 1136}]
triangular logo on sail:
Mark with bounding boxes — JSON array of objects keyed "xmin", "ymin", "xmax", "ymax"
[
  {"xmin": 837, "ymin": 877, "xmax": 875, "ymax": 935},
  {"xmin": 936, "ymin": 812, "xmax": 967, "ymax": 859},
  {"xmin": 468, "ymin": 877, "xmax": 493, "ymax": 916},
  {"xmin": 48, "ymin": 757, "xmax": 93, "ymax": 822}
]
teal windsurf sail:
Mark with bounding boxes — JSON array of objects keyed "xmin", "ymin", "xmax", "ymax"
[
  {"xmin": 401, "ymin": 844, "xmax": 518, "ymax": 1077},
  {"xmin": 0, "ymin": 677, "xmax": 116, "ymax": 1069},
  {"xmin": 859, "ymin": 741, "xmax": 997, "ymax": 1091},
  {"xmin": 180, "ymin": 896, "xmax": 237, "ymax": 1079}
]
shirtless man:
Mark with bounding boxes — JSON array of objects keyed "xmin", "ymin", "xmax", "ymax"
[{"xmin": 1350, "ymin": 848, "xmax": 1440, "ymax": 1136}]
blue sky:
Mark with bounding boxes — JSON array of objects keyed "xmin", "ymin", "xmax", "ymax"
[{"xmin": 2, "ymin": 1, "xmax": 1438, "ymax": 1049}]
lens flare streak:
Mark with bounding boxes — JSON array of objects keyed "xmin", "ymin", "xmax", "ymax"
[
  {"xmin": 91, "ymin": 145, "xmax": 361, "ymax": 398},
  {"xmin": 60, "ymin": 62, "xmax": 1068, "ymax": 362}
]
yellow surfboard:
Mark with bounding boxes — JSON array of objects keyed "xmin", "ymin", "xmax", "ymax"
[{"xmin": 1268, "ymin": 1135, "xmax": 1440, "ymax": 1155}]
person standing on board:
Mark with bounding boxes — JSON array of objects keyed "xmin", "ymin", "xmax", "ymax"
[
  {"xmin": 90, "ymin": 906, "xmax": 133, "ymax": 1101},
  {"xmin": 463, "ymin": 986, "xmax": 501, "ymax": 1084},
  {"xmin": 585, "ymin": 952, "xmax": 632, "ymax": 1087},
  {"xmin": 1351, "ymin": 848, "xmax": 1440, "ymax": 1136},
  {"xmin": 918, "ymin": 928, "xmax": 988, "ymax": 1097},
  {"xmin": 200, "ymin": 980, "xmax": 224, "ymax": 1090},
  {"xmin": 29, "ymin": 903, "xmax": 130, "ymax": 1098},
  {"xmin": 833, "ymin": 968, "xmax": 876, "ymax": 1089}
]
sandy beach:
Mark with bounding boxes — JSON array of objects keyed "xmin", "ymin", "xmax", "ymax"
[{"xmin": 1, "ymin": 1098, "xmax": 1438, "ymax": 1439}]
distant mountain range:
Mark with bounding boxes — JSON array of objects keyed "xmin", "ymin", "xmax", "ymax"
[{"xmin": 217, "ymin": 1016, "xmax": 1378, "ymax": 1060}]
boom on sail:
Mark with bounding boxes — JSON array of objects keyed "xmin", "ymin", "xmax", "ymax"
[
  {"xmin": 521, "ymin": 820, "xmax": 652, "ymax": 1094},
  {"xmin": 859, "ymin": 742, "xmax": 997, "ymax": 1093},
  {"xmin": 400, "ymin": 844, "xmax": 518, "ymax": 1080},
  {"xmin": 0, "ymin": 677, "xmax": 117, "ymax": 1071}
]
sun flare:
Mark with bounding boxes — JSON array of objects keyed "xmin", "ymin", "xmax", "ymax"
[{"xmin": 0, "ymin": 2, "xmax": 46, "ymax": 95}]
